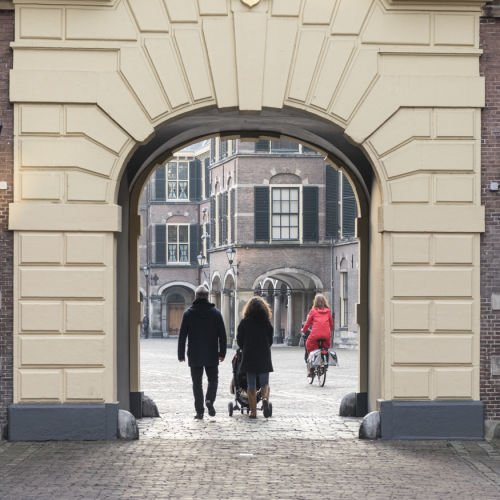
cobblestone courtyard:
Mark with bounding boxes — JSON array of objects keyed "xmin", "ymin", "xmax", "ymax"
[{"xmin": 0, "ymin": 340, "xmax": 499, "ymax": 499}]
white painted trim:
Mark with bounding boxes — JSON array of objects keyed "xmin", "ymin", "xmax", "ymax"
[
  {"xmin": 252, "ymin": 267, "xmax": 323, "ymax": 290},
  {"xmin": 157, "ymin": 281, "xmax": 196, "ymax": 296}
]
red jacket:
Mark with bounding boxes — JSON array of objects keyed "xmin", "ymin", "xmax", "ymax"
[{"xmin": 302, "ymin": 307, "xmax": 333, "ymax": 349}]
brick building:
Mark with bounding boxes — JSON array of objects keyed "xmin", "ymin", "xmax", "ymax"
[
  {"xmin": 0, "ymin": 6, "xmax": 13, "ymax": 439},
  {"xmin": 139, "ymin": 138, "xmax": 359, "ymax": 348},
  {"xmin": 480, "ymin": 1, "xmax": 500, "ymax": 423}
]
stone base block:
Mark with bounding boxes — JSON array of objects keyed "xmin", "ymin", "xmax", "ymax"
[
  {"xmin": 8, "ymin": 403, "xmax": 118, "ymax": 441},
  {"xmin": 130, "ymin": 391, "xmax": 144, "ymax": 419},
  {"xmin": 484, "ymin": 419, "xmax": 500, "ymax": 441},
  {"xmin": 381, "ymin": 401, "xmax": 484, "ymax": 440}
]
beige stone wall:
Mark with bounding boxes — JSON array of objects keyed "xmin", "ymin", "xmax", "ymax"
[{"xmin": 8, "ymin": 0, "xmax": 485, "ymax": 407}]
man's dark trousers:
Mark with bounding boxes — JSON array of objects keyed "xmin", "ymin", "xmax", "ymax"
[{"xmin": 190, "ymin": 365, "xmax": 218, "ymax": 415}]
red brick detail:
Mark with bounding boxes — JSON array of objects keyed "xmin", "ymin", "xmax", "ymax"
[
  {"xmin": 0, "ymin": 10, "xmax": 13, "ymax": 432},
  {"xmin": 480, "ymin": 18, "xmax": 500, "ymax": 420}
]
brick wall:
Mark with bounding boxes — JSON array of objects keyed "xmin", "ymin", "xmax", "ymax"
[
  {"xmin": 0, "ymin": 9, "xmax": 13, "ymax": 437},
  {"xmin": 480, "ymin": 17, "xmax": 500, "ymax": 420}
]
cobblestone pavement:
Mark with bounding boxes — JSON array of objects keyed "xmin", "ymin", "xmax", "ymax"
[
  {"xmin": 138, "ymin": 339, "xmax": 361, "ymax": 440},
  {"xmin": 0, "ymin": 339, "xmax": 499, "ymax": 499}
]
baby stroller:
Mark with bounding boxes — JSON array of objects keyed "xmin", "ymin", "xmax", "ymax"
[{"xmin": 228, "ymin": 348, "xmax": 273, "ymax": 417}]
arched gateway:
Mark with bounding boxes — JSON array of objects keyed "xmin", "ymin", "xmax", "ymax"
[{"xmin": 8, "ymin": 0, "xmax": 485, "ymax": 440}]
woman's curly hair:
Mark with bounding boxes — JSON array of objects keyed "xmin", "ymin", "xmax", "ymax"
[{"xmin": 242, "ymin": 295, "xmax": 272, "ymax": 321}]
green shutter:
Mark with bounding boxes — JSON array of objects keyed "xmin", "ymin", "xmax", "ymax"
[
  {"xmin": 190, "ymin": 224, "xmax": 199, "ymax": 265},
  {"xmin": 254, "ymin": 186, "xmax": 270, "ymax": 242},
  {"xmin": 204, "ymin": 157, "xmax": 210, "ymax": 200},
  {"xmin": 155, "ymin": 166, "xmax": 166, "ymax": 201},
  {"xmin": 302, "ymin": 186, "xmax": 319, "ymax": 242},
  {"xmin": 189, "ymin": 159, "xmax": 201, "ymax": 201},
  {"xmin": 210, "ymin": 196, "xmax": 216, "ymax": 248},
  {"xmin": 218, "ymin": 192, "xmax": 227, "ymax": 246},
  {"xmin": 155, "ymin": 225, "xmax": 166, "ymax": 264},
  {"xmin": 342, "ymin": 175, "xmax": 357, "ymax": 238},
  {"xmin": 230, "ymin": 189, "xmax": 236, "ymax": 244},
  {"xmin": 325, "ymin": 166, "xmax": 340, "ymax": 239}
]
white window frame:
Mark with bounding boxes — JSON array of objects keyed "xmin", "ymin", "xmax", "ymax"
[
  {"xmin": 167, "ymin": 160, "xmax": 190, "ymax": 201},
  {"xmin": 270, "ymin": 185, "xmax": 301, "ymax": 242},
  {"xmin": 166, "ymin": 224, "xmax": 190, "ymax": 264}
]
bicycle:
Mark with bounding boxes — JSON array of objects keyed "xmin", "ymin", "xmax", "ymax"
[{"xmin": 306, "ymin": 339, "xmax": 337, "ymax": 387}]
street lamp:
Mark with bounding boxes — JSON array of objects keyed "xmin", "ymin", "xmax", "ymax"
[
  {"xmin": 197, "ymin": 254, "xmax": 209, "ymax": 283},
  {"xmin": 197, "ymin": 253, "xmax": 206, "ymax": 267},
  {"xmin": 226, "ymin": 246, "xmax": 236, "ymax": 267}
]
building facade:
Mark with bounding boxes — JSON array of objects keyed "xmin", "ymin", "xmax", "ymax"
[
  {"xmin": 0, "ymin": 0, "xmax": 496, "ymax": 440},
  {"xmin": 139, "ymin": 138, "xmax": 359, "ymax": 347}
]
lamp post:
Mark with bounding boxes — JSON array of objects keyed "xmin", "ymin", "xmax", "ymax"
[
  {"xmin": 225, "ymin": 247, "xmax": 237, "ymax": 346},
  {"xmin": 197, "ymin": 253, "xmax": 209, "ymax": 283},
  {"xmin": 142, "ymin": 266, "xmax": 150, "ymax": 338},
  {"xmin": 225, "ymin": 246, "xmax": 236, "ymax": 270}
]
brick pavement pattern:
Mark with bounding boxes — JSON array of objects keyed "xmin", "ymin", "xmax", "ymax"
[{"xmin": 1, "ymin": 341, "xmax": 499, "ymax": 498}]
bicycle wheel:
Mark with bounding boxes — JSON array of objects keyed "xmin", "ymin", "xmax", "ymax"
[
  {"xmin": 317, "ymin": 365, "xmax": 327, "ymax": 387},
  {"xmin": 309, "ymin": 371, "xmax": 315, "ymax": 384},
  {"xmin": 319, "ymin": 367, "xmax": 327, "ymax": 387}
]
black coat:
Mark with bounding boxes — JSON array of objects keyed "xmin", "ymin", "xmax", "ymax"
[
  {"xmin": 178, "ymin": 299, "xmax": 227, "ymax": 367},
  {"xmin": 236, "ymin": 316, "xmax": 274, "ymax": 374}
]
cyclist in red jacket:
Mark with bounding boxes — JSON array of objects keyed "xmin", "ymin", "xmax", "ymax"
[{"xmin": 302, "ymin": 294, "xmax": 333, "ymax": 377}]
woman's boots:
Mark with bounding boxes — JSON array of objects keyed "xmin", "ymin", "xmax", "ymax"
[
  {"xmin": 261, "ymin": 385, "xmax": 270, "ymax": 418},
  {"xmin": 248, "ymin": 386, "xmax": 271, "ymax": 419},
  {"xmin": 247, "ymin": 389, "xmax": 257, "ymax": 418}
]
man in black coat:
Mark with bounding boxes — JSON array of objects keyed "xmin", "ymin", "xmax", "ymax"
[{"xmin": 178, "ymin": 285, "xmax": 227, "ymax": 419}]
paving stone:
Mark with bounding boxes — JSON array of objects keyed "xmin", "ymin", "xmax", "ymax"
[{"xmin": 0, "ymin": 340, "xmax": 499, "ymax": 498}]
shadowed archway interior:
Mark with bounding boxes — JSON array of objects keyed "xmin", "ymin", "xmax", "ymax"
[{"xmin": 117, "ymin": 107, "xmax": 374, "ymax": 414}]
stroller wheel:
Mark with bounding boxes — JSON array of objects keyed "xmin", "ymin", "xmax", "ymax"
[
  {"xmin": 269, "ymin": 402, "xmax": 273, "ymax": 417},
  {"xmin": 228, "ymin": 402, "xmax": 234, "ymax": 417}
]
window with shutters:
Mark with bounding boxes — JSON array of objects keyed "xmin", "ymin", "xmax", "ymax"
[
  {"xmin": 217, "ymin": 192, "xmax": 228, "ymax": 246},
  {"xmin": 325, "ymin": 166, "xmax": 340, "ymax": 240},
  {"xmin": 255, "ymin": 140, "xmax": 270, "ymax": 153},
  {"xmin": 210, "ymin": 138, "xmax": 216, "ymax": 164},
  {"xmin": 204, "ymin": 158, "xmax": 210, "ymax": 200},
  {"xmin": 167, "ymin": 224, "xmax": 189, "ymax": 263},
  {"xmin": 271, "ymin": 187, "xmax": 299, "ymax": 241},
  {"xmin": 220, "ymin": 139, "xmax": 228, "ymax": 160},
  {"xmin": 271, "ymin": 139, "xmax": 299, "ymax": 153},
  {"xmin": 167, "ymin": 161, "xmax": 189, "ymax": 200},
  {"xmin": 341, "ymin": 174, "xmax": 357, "ymax": 239},
  {"xmin": 230, "ymin": 189, "xmax": 236, "ymax": 244},
  {"xmin": 154, "ymin": 166, "xmax": 166, "ymax": 201},
  {"xmin": 154, "ymin": 224, "xmax": 166, "ymax": 264},
  {"xmin": 210, "ymin": 196, "xmax": 216, "ymax": 248}
]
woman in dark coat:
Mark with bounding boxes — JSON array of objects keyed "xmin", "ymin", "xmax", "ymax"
[{"xmin": 236, "ymin": 296, "xmax": 273, "ymax": 419}]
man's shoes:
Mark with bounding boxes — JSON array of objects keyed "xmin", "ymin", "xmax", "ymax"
[
  {"xmin": 194, "ymin": 413, "xmax": 204, "ymax": 420},
  {"xmin": 206, "ymin": 400, "xmax": 216, "ymax": 417}
]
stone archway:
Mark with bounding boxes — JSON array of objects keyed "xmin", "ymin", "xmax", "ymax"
[{"xmin": 8, "ymin": 0, "xmax": 485, "ymax": 440}]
